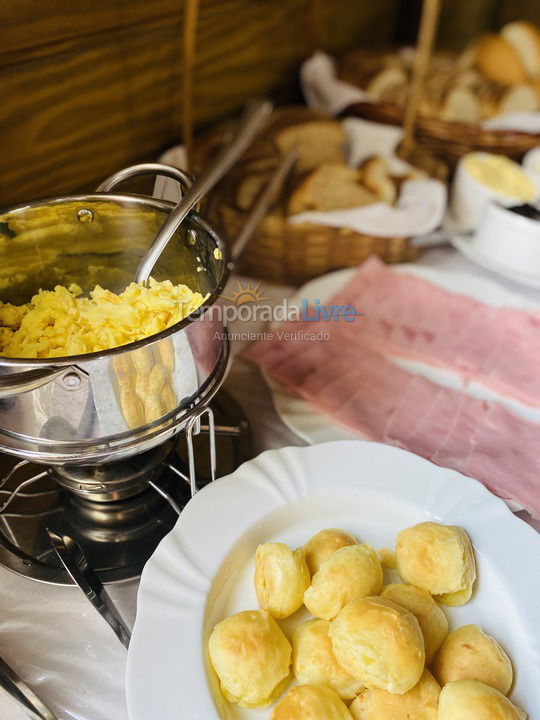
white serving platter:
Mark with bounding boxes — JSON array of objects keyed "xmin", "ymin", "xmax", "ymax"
[{"xmin": 126, "ymin": 441, "xmax": 540, "ymax": 719}]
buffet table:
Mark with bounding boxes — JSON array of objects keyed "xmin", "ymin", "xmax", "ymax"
[{"xmin": 0, "ymin": 247, "xmax": 538, "ymax": 720}]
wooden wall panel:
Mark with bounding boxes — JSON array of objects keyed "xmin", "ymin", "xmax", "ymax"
[
  {"xmin": 0, "ymin": 0, "xmax": 399, "ymax": 206},
  {"xmin": 496, "ymin": 0, "xmax": 540, "ymax": 26},
  {"xmin": 1, "ymin": 0, "xmax": 180, "ymax": 56},
  {"xmin": 0, "ymin": 17, "xmax": 184, "ymax": 204}
]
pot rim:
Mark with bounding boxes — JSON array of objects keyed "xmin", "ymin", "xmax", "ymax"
[{"xmin": 0, "ymin": 193, "xmax": 230, "ymax": 368}]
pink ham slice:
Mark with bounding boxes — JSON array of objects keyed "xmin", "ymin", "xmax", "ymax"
[
  {"xmin": 295, "ymin": 349, "xmax": 412, "ymax": 439},
  {"xmin": 385, "ymin": 379, "xmax": 465, "ymax": 462},
  {"xmin": 465, "ymin": 403, "xmax": 540, "ymax": 515},
  {"xmin": 326, "ymin": 256, "xmax": 540, "ymax": 407},
  {"xmin": 244, "ymin": 303, "xmax": 540, "ymax": 518}
]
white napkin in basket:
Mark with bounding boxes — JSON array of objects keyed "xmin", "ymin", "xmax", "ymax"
[
  {"xmin": 301, "ymin": 50, "xmax": 367, "ymax": 116},
  {"xmin": 301, "ymin": 51, "xmax": 540, "ymax": 134}
]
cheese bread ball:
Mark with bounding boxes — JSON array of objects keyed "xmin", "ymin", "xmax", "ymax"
[
  {"xmin": 208, "ymin": 610, "xmax": 291, "ymax": 707},
  {"xmin": 303, "ymin": 529, "xmax": 357, "ymax": 575},
  {"xmin": 271, "ymin": 684, "xmax": 353, "ymax": 720},
  {"xmin": 376, "ymin": 547, "xmax": 396, "ymax": 569},
  {"xmin": 432, "ymin": 625, "xmax": 513, "ymax": 695},
  {"xmin": 293, "ymin": 618, "xmax": 364, "ymax": 700},
  {"xmin": 349, "ymin": 669, "xmax": 440, "ymax": 720},
  {"xmin": 304, "ymin": 545, "xmax": 383, "ymax": 620},
  {"xmin": 329, "ymin": 596, "xmax": 425, "ymax": 694},
  {"xmin": 395, "ymin": 522, "xmax": 476, "ymax": 605},
  {"xmin": 380, "ymin": 583, "xmax": 448, "ymax": 663},
  {"xmin": 438, "ymin": 680, "xmax": 527, "ymax": 720},
  {"xmin": 254, "ymin": 542, "xmax": 310, "ymax": 618}
]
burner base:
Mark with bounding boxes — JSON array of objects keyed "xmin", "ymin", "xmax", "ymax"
[{"xmin": 0, "ymin": 390, "xmax": 252, "ymax": 585}]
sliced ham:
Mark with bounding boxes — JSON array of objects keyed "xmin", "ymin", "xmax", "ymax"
[
  {"xmin": 298, "ymin": 353, "xmax": 412, "ymax": 440},
  {"xmin": 465, "ymin": 403, "xmax": 540, "ymax": 515},
  {"xmin": 385, "ymin": 380, "xmax": 464, "ymax": 461},
  {"xmin": 243, "ymin": 283, "xmax": 540, "ymax": 517},
  {"xmin": 326, "ymin": 256, "xmax": 540, "ymax": 407}
]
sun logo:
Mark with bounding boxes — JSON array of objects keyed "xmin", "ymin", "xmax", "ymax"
[{"xmin": 222, "ymin": 280, "xmax": 270, "ymax": 306}]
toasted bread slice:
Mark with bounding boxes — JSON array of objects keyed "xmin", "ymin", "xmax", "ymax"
[
  {"xmin": 287, "ymin": 163, "xmax": 377, "ymax": 215},
  {"xmin": 275, "ymin": 121, "xmax": 346, "ymax": 173}
]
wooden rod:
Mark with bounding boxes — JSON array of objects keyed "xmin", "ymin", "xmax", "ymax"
[{"xmin": 182, "ymin": 0, "xmax": 200, "ymax": 172}]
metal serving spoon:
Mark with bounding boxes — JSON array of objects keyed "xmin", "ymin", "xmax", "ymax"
[{"xmin": 135, "ymin": 98, "xmax": 273, "ymax": 284}]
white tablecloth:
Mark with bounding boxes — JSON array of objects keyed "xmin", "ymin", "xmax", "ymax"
[{"xmin": 0, "ymin": 248, "xmax": 538, "ymax": 720}]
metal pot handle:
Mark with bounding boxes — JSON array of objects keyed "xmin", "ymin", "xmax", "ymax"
[
  {"xmin": 0, "ymin": 367, "xmax": 74, "ymax": 399},
  {"xmin": 96, "ymin": 163, "xmax": 193, "ymax": 194}
]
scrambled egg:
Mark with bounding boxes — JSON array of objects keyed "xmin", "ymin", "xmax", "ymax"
[{"xmin": 0, "ymin": 279, "xmax": 207, "ymax": 359}]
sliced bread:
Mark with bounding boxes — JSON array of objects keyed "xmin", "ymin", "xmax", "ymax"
[
  {"xmin": 275, "ymin": 121, "xmax": 347, "ymax": 173},
  {"xmin": 287, "ymin": 163, "xmax": 377, "ymax": 215}
]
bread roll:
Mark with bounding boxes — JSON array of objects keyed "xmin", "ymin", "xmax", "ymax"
[
  {"xmin": 329, "ymin": 596, "xmax": 425, "ymax": 694},
  {"xmin": 208, "ymin": 609, "xmax": 291, "ymax": 707},
  {"xmin": 474, "ymin": 35, "xmax": 527, "ymax": 86},
  {"xmin": 271, "ymin": 684, "xmax": 353, "ymax": 720},
  {"xmin": 359, "ymin": 156, "xmax": 397, "ymax": 204},
  {"xmin": 432, "ymin": 624, "xmax": 513, "ymax": 695},
  {"xmin": 376, "ymin": 547, "xmax": 396, "ymax": 569},
  {"xmin": 440, "ymin": 86, "xmax": 482, "ymax": 123},
  {"xmin": 532, "ymin": 77, "xmax": 540, "ymax": 100},
  {"xmin": 438, "ymin": 680, "xmax": 526, "ymax": 720},
  {"xmin": 395, "ymin": 522, "xmax": 476, "ymax": 605},
  {"xmin": 293, "ymin": 618, "xmax": 363, "ymax": 699},
  {"xmin": 501, "ymin": 21, "xmax": 540, "ymax": 79},
  {"xmin": 304, "ymin": 545, "xmax": 383, "ymax": 620},
  {"xmin": 380, "ymin": 583, "xmax": 448, "ymax": 663},
  {"xmin": 366, "ymin": 67, "xmax": 408, "ymax": 103},
  {"xmin": 349, "ymin": 669, "xmax": 440, "ymax": 720},
  {"xmin": 303, "ymin": 529, "xmax": 357, "ymax": 575},
  {"xmin": 498, "ymin": 84, "xmax": 539, "ymax": 115},
  {"xmin": 338, "ymin": 50, "xmax": 398, "ymax": 95},
  {"xmin": 254, "ymin": 542, "xmax": 310, "ymax": 618}
]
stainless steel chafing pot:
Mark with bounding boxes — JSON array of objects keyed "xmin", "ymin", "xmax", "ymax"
[{"xmin": 0, "ymin": 164, "xmax": 232, "ymax": 465}]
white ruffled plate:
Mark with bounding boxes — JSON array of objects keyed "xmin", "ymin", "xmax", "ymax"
[{"xmin": 126, "ymin": 441, "xmax": 540, "ymax": 719}]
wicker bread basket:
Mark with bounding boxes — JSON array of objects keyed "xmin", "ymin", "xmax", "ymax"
[
  {"xmin": 218, "ymin": 204, "xmax": 420, "ymax": 286},
  {"xmin": 198, "ymin": 107, "xmax": 423, "ymax": 286},
  {"xmin": 343, "ymin": 100, "xmax": 539, "ymax": 167}
]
